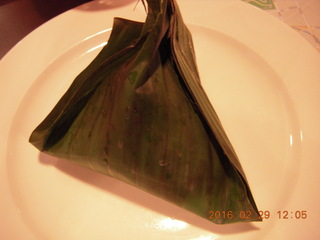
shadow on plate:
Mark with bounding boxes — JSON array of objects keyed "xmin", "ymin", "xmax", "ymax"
[{"xmin": 39, "ymin": 152, "xmax": 260, "ymax": 235}]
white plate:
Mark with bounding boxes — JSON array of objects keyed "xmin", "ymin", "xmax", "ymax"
[{"xmin": 1, "ymin": 0, "xmax": 320, "ymax": 239}]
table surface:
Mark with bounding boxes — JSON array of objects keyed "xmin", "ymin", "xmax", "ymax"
[
  {"xmin": 1, "ymin": 0, "xmax": 319, "ymax": 60},
  {"xmin": 0, "ymin": 0, "xmax": 91, "ymax": 59}
]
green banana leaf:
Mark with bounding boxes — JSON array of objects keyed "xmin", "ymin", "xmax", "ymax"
[{"xmin": 29, "ymin": 0, "xmax": 261, "ymax": 224}]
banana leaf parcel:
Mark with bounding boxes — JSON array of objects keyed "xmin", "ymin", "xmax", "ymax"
[{"xmin": 29, "ymin": 0, "xmax": 261, "ymax": 224}]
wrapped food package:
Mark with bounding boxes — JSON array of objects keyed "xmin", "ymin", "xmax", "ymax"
[{"xmin": 29, "ymin": 0, "xmax": 260, "ymax": 224}]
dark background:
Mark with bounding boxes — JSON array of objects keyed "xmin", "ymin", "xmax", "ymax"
[{"xmin": 0, "ymin": 0, "xmax": 92, "ymax": 59}]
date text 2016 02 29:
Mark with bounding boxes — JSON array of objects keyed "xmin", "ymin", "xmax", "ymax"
[{"xmin": 208, "ymin": 210, "xmax": 308, "ymax": 221}]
